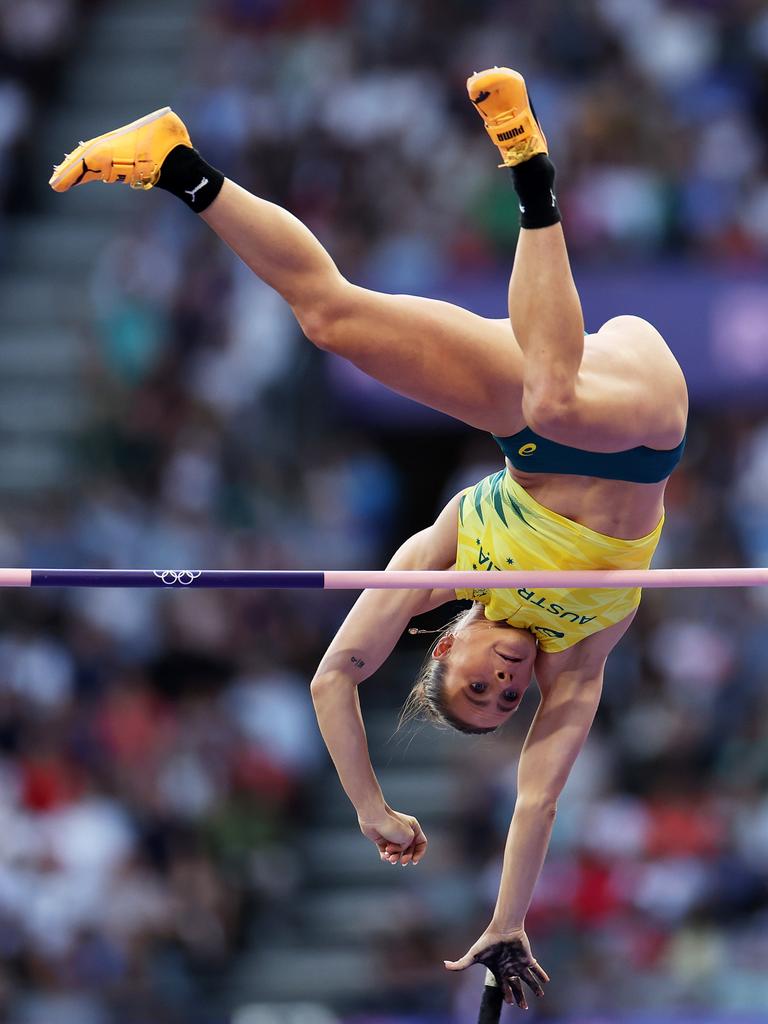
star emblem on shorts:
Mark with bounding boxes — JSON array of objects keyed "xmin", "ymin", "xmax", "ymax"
[
  {"xmin": 472, "ymin": 563, "xmax": 477, "ymax": 569},
  {"xmin": 506, "ymin": 558, "xmax": 514, "ymax": 565},
  {"xmin": 475, "ymin": 538, "xmax": 481, "ymax": 545}
]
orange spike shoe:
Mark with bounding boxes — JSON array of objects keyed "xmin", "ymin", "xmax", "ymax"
[
  {"xmin": 467, "ymin": 67, "xmax": 548, "ymax": 168},
  {"xmin": 49, "ymin": 107, "xmax": 191, "ymax": 193}
]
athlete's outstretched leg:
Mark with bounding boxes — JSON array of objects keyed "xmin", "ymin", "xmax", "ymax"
[
  {"xmin": 467, "ymin": 68, "xmax": 687, "ymax": 451},
  {"xmin": 200, "ymin": 180, "xmax": 342, "ymax": 313},
  {"xmin": 468, "ymin": 69, "xmax": 584, "ymax": 434},
  {"xmin": 507, "ymin": 224, "xmax": 584, "ymax": 427},
  {"xmin": 49, "ymin": 108, "xmax": 525, "ymax": 433}
]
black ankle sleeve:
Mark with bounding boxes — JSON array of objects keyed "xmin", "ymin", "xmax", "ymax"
[
  {"xmin": 155, "ymin": 145, "xmax": 224, "ymax": 212},
  {"xmin": 511, "ymin": 154, "xmax": 562, "ymax": 230}
]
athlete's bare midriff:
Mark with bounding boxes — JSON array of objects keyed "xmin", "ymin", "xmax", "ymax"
[{"xmin": 505, "ymin": 462, "xmax": 667, "ymax": 540}]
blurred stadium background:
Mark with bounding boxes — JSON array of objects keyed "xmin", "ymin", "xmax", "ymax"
[{"xmin": 1, "ymin": 0, "xmax": 768, "ymax": 1021}]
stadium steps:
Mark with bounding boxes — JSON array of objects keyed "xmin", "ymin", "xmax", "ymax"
[
  {"xmin": 0, "ymin": 0, "xmax": 202, "ymax": 490},
  {"xmin": 5, "ymin": 218, "xmax": 117, "ymax": 275},
  {"xmin": 230, "ymin": 947, "xmax": 378, "ymax": 1002},
  {"xmin": 226, "ymin": 712, "xmax": 473, "ymax": 1008},
  {"xmin": 316, "ymin": 766, "xmax": 467, "ymax": 825}
]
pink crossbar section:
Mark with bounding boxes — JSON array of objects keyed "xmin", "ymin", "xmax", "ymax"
[
  {"xmin": 0, "ymin": 569, "xmax": 32, "ymax": 587},
  {"xmin": 324, "ymin": 568, "xmax": 768, "ymax": 590}
]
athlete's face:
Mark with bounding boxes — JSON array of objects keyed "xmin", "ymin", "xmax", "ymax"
[{"xmin": 435, "ymin": 619, "xmax": 537, "ymax": 730}]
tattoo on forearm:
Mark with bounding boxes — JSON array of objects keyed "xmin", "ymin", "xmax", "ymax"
[{"xmin": 350, "ymin": 656, "xmax": 365, "ymax": 668}]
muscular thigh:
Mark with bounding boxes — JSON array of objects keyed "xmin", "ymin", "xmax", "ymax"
[
  {"xmin": 328, "ymin": 284, "xmax": 525, "ymax": 432},
  {"xmin": 324, "ymin": 292, "xmax": 686, "ymax": 449},
  {"xmin": 572, "ymin": 316, "xmax": 688, "ymax": 451}
]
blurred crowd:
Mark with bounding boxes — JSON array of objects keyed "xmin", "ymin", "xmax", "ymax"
[
  {"xmin": 0, "ymin": 0, "xmax": 90, "ymax": 220},
  {"xmin": 183, "ymin": 0, "xmax": 768, "ymax": 282},
  {"xmin": 1, "ymin": 0, "xmax": 768, "ymax": 1021},
  {"xmin": 5, "ymin": 0, "xmax": 768, "ymax": 262}
]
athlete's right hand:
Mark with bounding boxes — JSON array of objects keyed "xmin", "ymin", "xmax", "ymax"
[{"xmin": 358, "ymin": 805, "xmax": 428, "ymax": 865}]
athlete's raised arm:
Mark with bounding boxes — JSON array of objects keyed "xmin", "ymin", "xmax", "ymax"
[
  {"xmin": 310, "ymin": 492, "xmax": 461, "ymax": 864},
  {"xmin": 444, "ymin": 614, "xmax": 634, "ymax": 1006}
]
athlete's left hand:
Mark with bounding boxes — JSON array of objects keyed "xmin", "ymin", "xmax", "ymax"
[
  {"xmin": 358, "ymin": 805, "xmax": 428, "ymax": 865},
  {"xmin": 444, "ymin": 926, "xmax": 549, "ymax": 1009}
]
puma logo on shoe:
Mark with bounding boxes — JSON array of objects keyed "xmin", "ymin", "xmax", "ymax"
[
  {"xmin": 185, "ymin": 177, "xmax": 209, "ymax": 202},
  {"xmin": 497, "ymin": 125, "xmax": 525, "ymax": 142},
  {"xmin": 472, "ymin": 90, "xmax": 491, "ymax": 105},
  {"xmin": 74, "ymin": 159, "xmax": 99, "ymax": 185}
]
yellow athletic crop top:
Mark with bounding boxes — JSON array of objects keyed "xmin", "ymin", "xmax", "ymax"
[{"xmin": 454, "ymin": 470, "xmax": 664, "ymax": 653}]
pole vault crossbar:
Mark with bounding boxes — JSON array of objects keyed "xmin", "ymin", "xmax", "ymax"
[{"xmin": 0, "ymin": 568, "xmax": 764, "ymax": 589}]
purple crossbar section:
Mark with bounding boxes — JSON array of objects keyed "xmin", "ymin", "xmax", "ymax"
[{"xmin": 28, "ymin": 569, "xmax": 325, "ymax": 588}]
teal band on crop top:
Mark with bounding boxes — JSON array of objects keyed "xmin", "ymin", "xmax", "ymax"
[{"xmin": 493, "ymin": 426, "xmax": 686, "ymax": 484}]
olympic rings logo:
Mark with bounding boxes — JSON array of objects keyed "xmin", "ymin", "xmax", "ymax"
[{"xmin": 152, "ymin": 570, "xmax": 203, "ymax": 586}]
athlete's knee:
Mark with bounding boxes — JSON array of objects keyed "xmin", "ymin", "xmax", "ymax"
[
  {"xmin": 296, "ymin": 303, "xmax": 336, "ymax": 351},
  {"xmin": 294, "ymin": 277, "xmax": 352, "ymax": 353},
  {"xmin": 522, "ymin": 385, "xmax": 578, "ymax": 441}
]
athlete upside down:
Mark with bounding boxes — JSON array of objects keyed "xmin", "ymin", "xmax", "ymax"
[{"xmin": 51, "ymin": 66, "xmax": 688, "ymax": 1008}]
